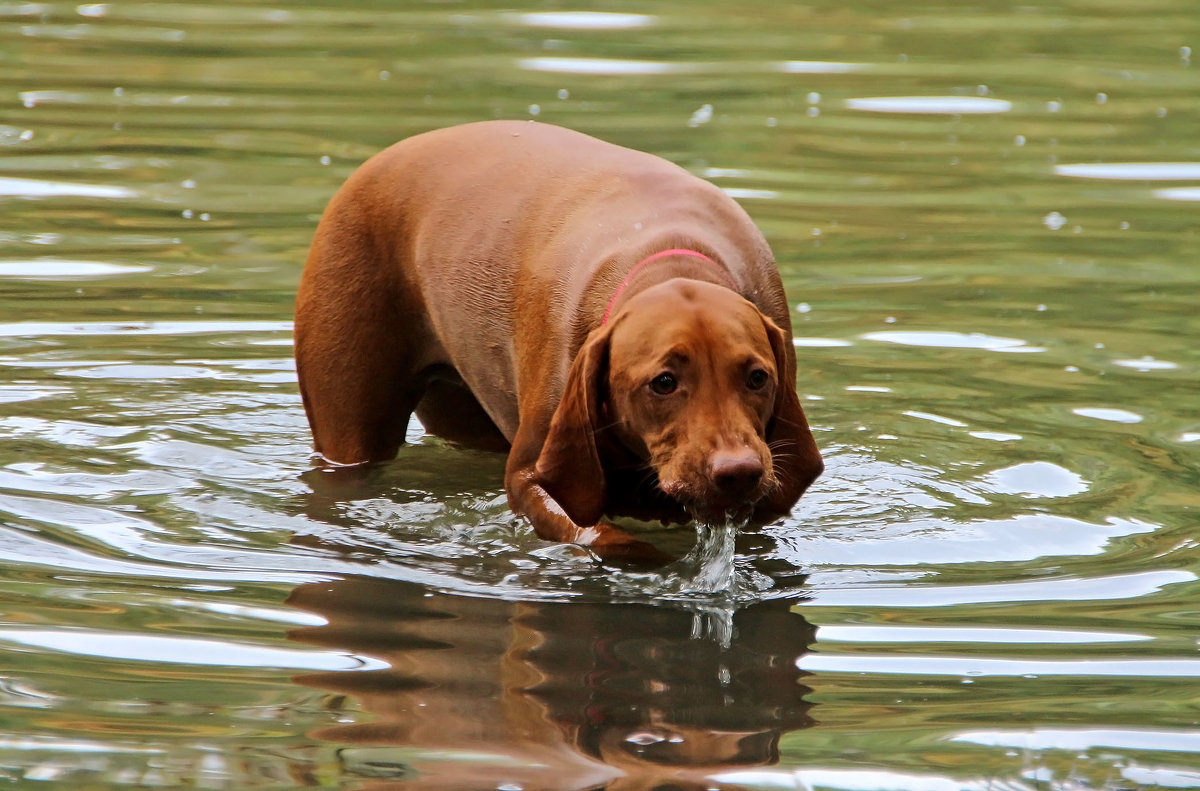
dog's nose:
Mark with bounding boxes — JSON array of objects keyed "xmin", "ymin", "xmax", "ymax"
[{"xmin": 709, "ymin": 450, "xmax": 764, "ymax": 496}]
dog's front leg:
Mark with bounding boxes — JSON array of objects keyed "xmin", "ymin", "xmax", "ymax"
[{"xmin": 504, "ymin": 466, "xmax": 669, "ymax": 564}]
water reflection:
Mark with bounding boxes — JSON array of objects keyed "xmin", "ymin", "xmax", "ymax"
[{"xmin": 288, "ymin": 577, "xmax": 816, "ymax": 789}]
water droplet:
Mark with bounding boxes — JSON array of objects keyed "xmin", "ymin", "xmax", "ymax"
[
  {"xmin": 976, "ymin": 84, "xmax": 989, "ymax": 96},
  {"xmin": 319, "ymin": 155, "xmax": 331, "ymax": 166},
  {"xmin": 807, "ymin": 91, "xmax": 821, "ymax": 105},
  {"xmin": 199, "ymin": 213, "xmax": 211, "ymax": 222},
  {"xmin": 557, "ymin": 88, "xmax": 569, "ymax": 100},
  {"xmin": 1014, "ymin": 134, "xmax": 1026, "ymax": 146},
  {"xmin": 113, "ymin": 86, "xmax": 123, "ymax": 96},
  {"xmin": 182, "ymin": 209, "xmax": 194, "ymax": 219},
  {"xmin": 528, "ymin": 104, "xmax": 540, "ymax": 116},
  {"xmin": 1046, "ymin": 99, "xmax": 1062, "ymax": 112},
  {"xmin": 807, "ymin": 106, "xmax": 820, "ymax": 118},
  {"xmin": 1120, "ymin": 221, "xmax": 1130, "ymax": 229},
  {"xmin": 1096, "ymin": 92, "xmax": 1108, "ymax": 104},
  {"xmin": 796, "ymin": 302, "xmax": 812, "ymax": 313}
]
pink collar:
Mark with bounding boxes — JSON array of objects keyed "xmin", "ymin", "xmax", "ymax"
[{"xmin": 600, "ymin": 248, "xmax": 730, "ymax": 325}]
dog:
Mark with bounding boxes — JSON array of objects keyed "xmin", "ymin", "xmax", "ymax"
[{"xmin": 294, "ymin": 121, "xmax": 822, "ymax": 558}]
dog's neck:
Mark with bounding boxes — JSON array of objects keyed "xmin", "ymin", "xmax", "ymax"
[{"xmin": 600, "ymin": 248, "xmax": 736, "ymax": 326}]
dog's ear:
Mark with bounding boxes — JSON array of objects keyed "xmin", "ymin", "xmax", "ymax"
[
  {"xmin": 760, "ymin": 314, "xmax": 823, "ymax": 516},
  {"xmin": 533, "ymin": 325, "xmax": 612, "ymax": 527}
]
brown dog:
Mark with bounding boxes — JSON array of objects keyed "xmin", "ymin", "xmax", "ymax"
[{"xmin": 295, "ymin": 121, "xmax": 822, "ymax": 556}]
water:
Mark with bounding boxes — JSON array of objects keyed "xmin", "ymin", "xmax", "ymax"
[{"xmin": 2, "ymin": 0, "xmax": 1199, "ymax": 788}]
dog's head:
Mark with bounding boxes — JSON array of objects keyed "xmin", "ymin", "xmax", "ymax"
[{"xmin": 535, "ymin": 279, "xmax": 823, "ymax": 527}]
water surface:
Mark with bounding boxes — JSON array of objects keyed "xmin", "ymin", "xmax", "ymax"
[{"xmin": 1, "ymin": 1, "xmax": 1199, "ymax": 788}]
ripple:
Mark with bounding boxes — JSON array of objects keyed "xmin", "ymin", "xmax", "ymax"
[
  {"xmin": 793, "ymin": 337, "xmax": 853, "ymax": 348},
  {"xmin": 777, "ymin": 60, "xmax": 865, "ymax": 74},
  {"xmin": 0, "ymin": 260, "xmax": 152, "ymax": 278},
  {"xmin": 0, "ymin": 627, "xmax": 386, "ymax": 671},
  {"xmin": 951, "ymin": 727, "xmax": 1200, "ymax": 754},
  {"xmin": 903, "ymin": 410, "xmax": 968, "ymax": 427},
  {"xmin": 513, "ymin": 11, "xmax": 653, "ymax": 29},
  {"xmin": 0, "ymin": 320, "xmax": 291, "ymax": 337},
  {"xmin": 1072, "ymin": 406, "xmax": 1143, "ymax": 423},
  {"xmin": 981, "ymin": 461, "xmax": 1089, "ymax": 498},
  {"xmin": 845, "ymin": 96, "xmax": 1013, "ymax": 114},
  {"xmin": 800, "ymin": 570, "xmax": 1193, "ymax": 608},
  {"xmin": 1113, "ymin": 356, "xmax": 1179, "ymax": 371},
  {"xmin": 779, "ymin": 514, "xmax": 1157, "ymax": 568},
  {"xmin": 817, "ymin": 625, "xmax": 1149, "ymax": 644},
  {"xmin": 1155, "ymin": 187, "xmax": 1200, "ymax": 201},
  {"xmin": 797, "ymin": 653, "xmax": 1200, "ymax": 678},
  {"xmin": 517, "ymin": 57, "xmax": 679, "ymax": 75},
  {"xmin": 1054, "ymin": 162, "xmax": 1200, "ymax": 180},
  {"xmin": 720, "ymin": 187, "xmax": 778, "ymax": 200},
  {"xmin": 862, "ymin": 330, "xmax": 1044, "ymax": 352},
  {"xmin": 0, "ymin": 176, "xmax": 135, "ymax": 199}
]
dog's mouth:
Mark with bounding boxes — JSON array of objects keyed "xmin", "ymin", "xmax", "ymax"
[{"xmin": 658, "ymin": 480, "xmax": 763, "ymax": 526}]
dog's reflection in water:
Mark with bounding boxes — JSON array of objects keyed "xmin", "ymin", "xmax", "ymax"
[{"xmin": 288, "ymin": 577, "xmax": 815, "ymax": 790}]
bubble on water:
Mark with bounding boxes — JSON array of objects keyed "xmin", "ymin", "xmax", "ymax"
[
  {"xmin": 557, "ymin": 88, "xmax": 569, "ymax": 99},
  {"xmin": 976, "ymin": 84, "xmax": 989, "ymax": 96},
  {"xmin": 625, "ymin": 732, "xmax": 666, "ymax": 746},
  {"xmin": 528, "ymin": 103, "xmax": 540, "ymax": 116},
  {"xmin": 766, "ymin": 117, "xmax": 777, "ymax": 127},
  {"xmin": 807, "ymin": 91, "xmax": 821, "ymax": 105},
  {"xmin": 807, "ymin": 106, "xmax": 820, "ymax": 118},
  {"xmin": 1014, "ymin": 134, "xmax": 1026, "ymax": 146},
  {"xmin": 181, "ymin": 179, "xmax": 196, "ymax": 189},
  {"xmin": 378, "ymin": 70, "xmax": 391, "ymax": 81},
  {"xmin": 1046, "ymin": 99, "xmax": 1062, "ymax": 112},
  {"xmin": 1182, "ymin": 46, "xmax": 1192, "ymax": 66},
  {"xmin": 182, "ymin": 209, "xmax": 194, "ymax": 219},
  {"xmin": 1157, "ymin": 107, "xmax": 1168, "ymax": 118},
  {"xmin": 1096, "ymin": 92, "xmax": 1108, "ymax": 104},
  {"xmin": 688, "ymin": 104, "xmax": 713, "ymax": 127},
  {"xmin": 1042, "ymin": 211, "xmax": 1067, "ymax": 230},
  {"xmin": 1120, "ymin": 221, "xmax": 1130, "ymax": 229}
]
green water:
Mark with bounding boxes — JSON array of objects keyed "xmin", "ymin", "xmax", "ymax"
[{"xmin": 2, "ymin": 1, "xmax": 1199, "ymax": 788}]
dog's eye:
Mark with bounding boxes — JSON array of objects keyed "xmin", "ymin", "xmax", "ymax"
[
  {"xmin": 649, "ymin": 373, "xmax": 678, "ymax": 395},
  {"xmin": 746, "ymin": 368, "xmax": 770, "ymax": 390}
]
